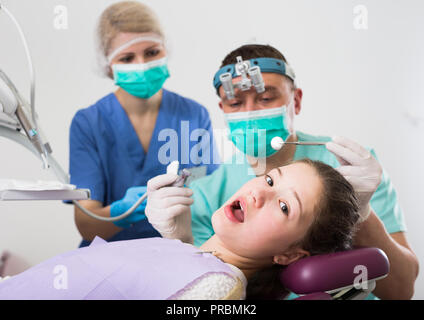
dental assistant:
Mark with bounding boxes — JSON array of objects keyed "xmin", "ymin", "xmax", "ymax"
[
  {"xmin": 145, "ymin": 44, "xmax": 418, "ymax": 300},
  {"xmin": 67, "ymin": 1, "xmax": 219, "ymax": 247}
]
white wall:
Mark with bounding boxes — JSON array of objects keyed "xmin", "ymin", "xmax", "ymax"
[{"xmin": 0, "ymin": 0, "xmax": 423, "ymax": 298}]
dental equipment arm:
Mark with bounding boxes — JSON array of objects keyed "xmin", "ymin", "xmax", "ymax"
[
  {"xmin": 0, "ymin": 4, "xmax": 192, "ymax": 227},
  {"xmin": 0, "ymin": 125, "xmax": 68, "ymax": 184},
  {"xmin": 0, "ymin": 70, "xmax": 49, "ymax": 169},
  {"xmin": 0, "ymin": 106, "xmax": 148, "ymax": 223},
  {"xmin": 0, "ymin": 3, "xmax": 36, "ymax": 126},
  {"xmin": 0, "ymin": 3, "xmax": 48, "ymax": 169},
  {"xmin": 0, "ymin": 3, "xmax": 148, "ymax": 223}
]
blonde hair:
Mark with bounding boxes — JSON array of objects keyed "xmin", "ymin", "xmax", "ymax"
[
  {"xmin": 97, "ymin": 1, "xmax": 164, "ymax": 57},
  {"xmin": 95, "ymin": 1, "xmax": 165, "ymax": 76}
]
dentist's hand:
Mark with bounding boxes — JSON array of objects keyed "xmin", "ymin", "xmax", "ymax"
[
  {"xmin": 145, "ymin": 173, "xmax": 194, "ymax": 243},
  {"xmin": 326, "ymin": 136, "xmax": 383, "ymax": 223},
  {"xmin": 110, "ymin": 186, "xmax": 147, "ymax": 228}
]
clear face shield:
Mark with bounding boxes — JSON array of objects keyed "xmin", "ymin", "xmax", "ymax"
[
  {"xmin": 96, "ymin": 33, "xmax": 167, "ymax": 77},
  {"xmin": 106, "ymin": 33, "xmax": 165, "ymax": 64}
]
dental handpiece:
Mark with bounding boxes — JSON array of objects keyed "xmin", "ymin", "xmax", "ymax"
[
  {"xmin": 166, "ymin": 160, "xmax": 191, "ymax": 187},
  {"xmin": 75, "ymin": 161, "xmax": 191, "ymax": 222},
  {"xmin": 0, "ymin": 70, "xmax": 49, "ymax": 169},
  {"xmin": 172, "ymin": 169, "xmax": 191, "ymax": 187},
  {"xmin": 271, "ymin": 136, "xmax": 327, "ymax": 151},
  {"xmin": 15, "ymin": 104, "xmax": 46, "ymax": 156}
]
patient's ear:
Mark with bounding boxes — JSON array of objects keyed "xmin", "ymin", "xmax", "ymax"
[{"xmin": 273, "ymin": 248, "xmax": 310, "ymax": 266}]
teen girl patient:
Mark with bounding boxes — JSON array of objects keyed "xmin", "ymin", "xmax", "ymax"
[{"xmin": 0, "ymin": 159, "xmax": 359, "ymax": 300}]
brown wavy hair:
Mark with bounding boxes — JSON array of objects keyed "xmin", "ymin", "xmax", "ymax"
[{"xmin": 246, "ymin": 159, "xmax": 360, "ymax": 299}]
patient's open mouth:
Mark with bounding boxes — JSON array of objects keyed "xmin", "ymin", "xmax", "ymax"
[{"xmin": 224, "ymin": 198, "xmax": 245, "ymax": 223}]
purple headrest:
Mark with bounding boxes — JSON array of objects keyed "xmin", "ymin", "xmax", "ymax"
[{"xmin": 280, "ymin": 247, "xmax": 389, "ymax": 295}]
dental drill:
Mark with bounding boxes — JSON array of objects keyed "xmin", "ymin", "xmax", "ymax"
[{"xmin": 75, "ymin": 161, "xmax": 191, "ymax": 223}]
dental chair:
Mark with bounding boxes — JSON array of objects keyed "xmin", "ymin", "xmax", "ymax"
[{"xmin": 280, "ymin": 247, "xmax": 389, "ymax": 300}]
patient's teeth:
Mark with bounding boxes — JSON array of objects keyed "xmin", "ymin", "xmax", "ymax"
[{"xmin": 239, "ymin": 201, "xmax": 244, "ymax": 212}]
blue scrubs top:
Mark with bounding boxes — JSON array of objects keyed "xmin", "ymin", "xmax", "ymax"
[{"xmin": 68, "ymin": 89, "xmax": 220, "ymax": 247}]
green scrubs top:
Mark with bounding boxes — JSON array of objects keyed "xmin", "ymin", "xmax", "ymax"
[{"xmin": 189, "ymin": 131, "xmax": 407, "ymax": 300}]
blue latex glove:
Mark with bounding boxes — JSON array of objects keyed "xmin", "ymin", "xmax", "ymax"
[{"xmin": 110, "ymin": 186, "xmax": 148, "ymax": 228}]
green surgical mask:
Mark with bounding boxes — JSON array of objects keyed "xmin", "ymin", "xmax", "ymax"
[
  {"xmin": 224, "ymin": 106, "xmax": 292, "ymax": 158},
  {"xmin": 112, "ymin": 57, "xmax": 170, "ymax": 99}
]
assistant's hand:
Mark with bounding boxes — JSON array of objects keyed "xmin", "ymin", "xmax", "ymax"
[
  {"xmin": 145, "ymin": 173, "xmax": 194, "ymax": 243},
  {"xmin": 110, "ymin": 186, "xmax": 148, "ymax": 228},
  {"xmin": 326, "ymin": 136, "xmax": 383, "ymax": 223}
]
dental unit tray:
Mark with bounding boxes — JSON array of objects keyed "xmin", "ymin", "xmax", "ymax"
[
  {"xmin": 0, "ymin": 179, "xmax": 90, "ymax": 201},
  {"xmin": 0, "ymin": 188, "xmax": 90, "ymax": 201}
]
